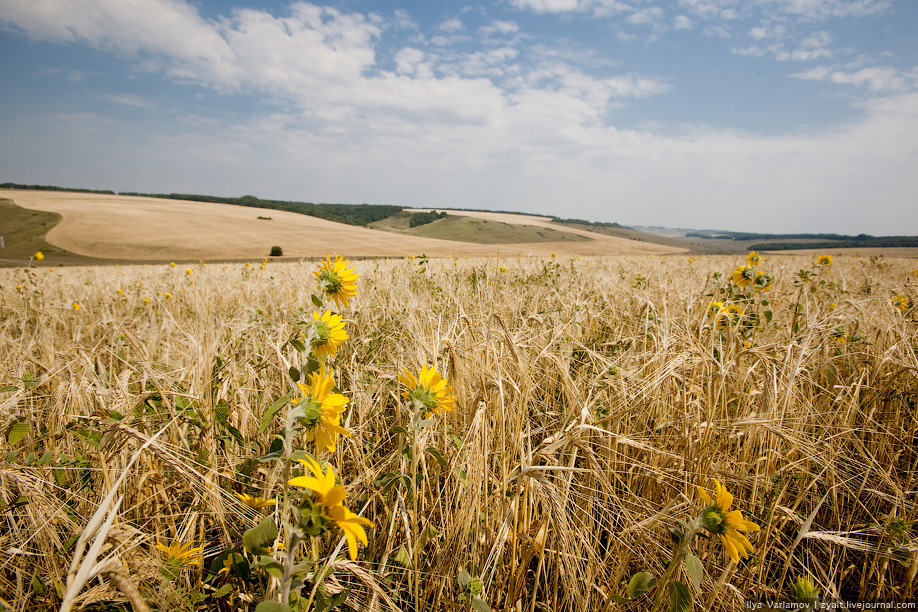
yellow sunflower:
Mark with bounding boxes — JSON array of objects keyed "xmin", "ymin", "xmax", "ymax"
[
  {"xmin": 233, "ymin": 491, "xmax": 277, "ymax": 510},
  {"xmin": 295, "ymin": 366, "xmax": 351, "ymax": 452},
  {"xmin": 752, "ymin": 270, "xmax": 773, "ymax": 291},
  {"xmin": 706, "ymin": 300, "xmax": 725, "ymax": 318},
  {"xmin": 288, "ymin": 456, "xmax": 373, "ymax": 561},
  {"xmin": 697, "ymin": 479, "xmax": 761, "ymax": 564},
  {"xmin": 398, "ymin": 364, "xmax": 457, "ymax": 419},
  {"xmin": 713, "ymin": 303, "xmax": 744, "ymax": 330},
  {"xmin": 746, "ymin": 251, "xmax": 762, "ymax": 266},
  {"xmin": 891, "ymin": 295, "xmax": 911, "ymax": 313},
  {"xmin": 309, "ymin": 310, "xmax": 348, "ymax": 361},
  {"xmin": 154, "ymin": 540, "xmax": 203, "ymax": 566},
  {"xmin": 731, "ymin": 265, "xmax": 756, "ymax": 289},
  {"xmin": 816, "ymin": 254, "xmax": 832, "ymax": 266},
  {"xmin": 34, "ymin": 251, "xmax": 44, "ymax": 261},
  {"xmin": 314, "ymin": 254, "xmax": 359, "ymax": 309}
]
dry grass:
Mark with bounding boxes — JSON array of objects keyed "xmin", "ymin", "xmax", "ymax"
[
  {"xmin": 1, "ymin": 252, "xmax": 916, "ymax": 611},
  {"xmin": 7, "ymin": 191, "xmax": 681, "ymax": 261}
]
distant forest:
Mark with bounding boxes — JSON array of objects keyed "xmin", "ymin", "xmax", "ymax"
[
  {"xmin": 683, "ymin": 229, "xmax": 918, "ymax": 249},
  {"xmin": 1, "ymin": 183, "xmax": 402, "ymax": 227}
]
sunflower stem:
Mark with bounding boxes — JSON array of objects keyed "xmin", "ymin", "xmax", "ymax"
[{"xmin": 653, "ymin": 519, "xmax": 700, "ymax": 609}]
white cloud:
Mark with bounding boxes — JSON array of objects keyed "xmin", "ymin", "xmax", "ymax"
[
  {"xmin": 509, "ymin": 0, "xmax": 582, "ymax": 13},
  {"xmin": 673, "ymin": 15, "xmax": 693, "ymax": 30},
  {"xmin": 760, "ymin": 0, "xmax": 892, "ymax": 19},
  {"xmin": 627, "ymin": 7, "xmax": 665, "ymax": 27},
  {"xmin": 480, "ymin": 20, "xmax": 520, "ymax": 37},
  {"xmin": 392, "ymin": 9, "xmax": 417, "ymax": 30},
  {"xmin": 438, "ymin": 18, "xmax": 464, "ymax": 33},
  {"xmin": 790, "ymin": 65, "xmax": 918, "ymax": 92},
  {"xmin": 104, "ymin": 93, "xmax": 154, "ymax": 108},
  {"xmin": 509, "ymin": 0, "xmax": 632, "ymax": 17}
]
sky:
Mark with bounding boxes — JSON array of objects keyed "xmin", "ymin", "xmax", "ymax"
[{"xmin": 1, "ymin": 0, "xmax": 916, "ymax": 235}]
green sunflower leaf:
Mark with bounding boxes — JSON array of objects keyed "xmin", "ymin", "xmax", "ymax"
[
  {"xmin": 7, "ymin": 421, "xmax": 29, "ymax": 446},
  {"xmin": 668, "ymin": 580, "xmax": 692, "ymax": 612},
  {"xmin": 685, "ymin": 553, "xmax": 704, "ymax": 592},
  {"xmin": 255, "ymin": 602, "xmax": 292, "ymax": 612},
  {"xmin": 243, "ymin": 517, "xmax": 278, "ymax": 555},
  {"xmin": 625, "ymin": 571, "xmax": 656, "ymax": 600},
  {"xmin": 258, "ymin": 396, "xmax": 289, "ymax": 435}
]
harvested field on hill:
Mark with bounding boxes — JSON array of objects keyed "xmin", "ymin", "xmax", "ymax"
[{"xmin": 4, "ymin": 191, "xmax": 682, "ymax": 261}]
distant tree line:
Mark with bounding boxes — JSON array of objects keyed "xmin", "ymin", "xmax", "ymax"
[
  {"xmin": 409, "ymin": 210, "xmax": 447, "ymax": 227},
  {"xmin": 551, "ymin": 217, "xmax": 622, "ymax": 228},
  {"xmin": 1, "ymin": 182, "xmax": 115, "ymax": 195},
  {"xmin": 118, "ymin": 193, "xmax": 404, "ymax": 227},
  {"xmin": 750, "ymin": 237, "xmax": 918, "ymax": 250},
  {"xmin": 2, "ymin": 183, "xmax": 404, "ymax": 227},
  {"xmin": 686, "ymin": 230, "xmax": 918, "ymax": 248},
  {"xmin": 728, "ymin": 232, "xmax": 877, "ymax": 241}
]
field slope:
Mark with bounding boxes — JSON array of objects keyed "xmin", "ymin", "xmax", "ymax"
[{"xmin": 2, "ymin": 190, "xmax": 684, "ymax": 262}]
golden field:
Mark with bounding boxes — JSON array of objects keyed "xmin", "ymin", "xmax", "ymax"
[
  {"xmin": 5, "ymin": 191, "xmax": 681, "ymax": 260},
  {"xmin": 1, "ymin": 252, "xmax": 917, "ymax": 611}
]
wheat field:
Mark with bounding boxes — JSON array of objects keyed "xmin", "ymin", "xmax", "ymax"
[{"xmin": 1, "ymin": 253, "xmax": 916, "ymax": 611}]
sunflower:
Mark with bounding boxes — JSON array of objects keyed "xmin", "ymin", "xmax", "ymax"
[
  {"xmin": 398, "ymin": 364, "xmax": 456, "ymax": 419},
  {"xmin": 308, "ymin": 310, "xmax": 348, "ymax": 361},
  {"xmin": 731, "ymin": 265, "xmax": 756, "ymax": 289},
  {"xmin": 234, "ymin": 491, "xmax": 277, "ymax": 510},
  {"xmin": 288, "ymin": 456, "xmax": 373, "ymax": 561},
  {"xmin": 752, "ymin": 270, "xmax": 773, "ymax": 291},
  {"xmin": 154, "ymin": 540, "xmax": 203, "ymax": 566},
  {"xmin": 314, "ymin": 254, "xmax": 359, "ymax": 309},
  {"xmin": 34, "ymin": 251, "xmax": 44, "ymax": 261},
  {"xmin": 697, "ymin": 479, "xmax": 761, "ymax": 564},
  {"xmin": 714, "ymin": 303, "xmax": 744, "ymax": 330},
  {"xmin": 706, "ymin": 300, "xmax": 725, "ymax": 318},
  {"xmin": 295, "ymin": 366, "xmax": 351, "ymax": 452},
  {"xmin": 891, "ymin": 295, "xmax": 911, "ymax": 313},
  {"xmin": 746, "ymin": 251, "xmax": 762, "ymax": 266},
  {"xmin": 816, "ymin": 254, "xmax": 833, "ymax": 266}
]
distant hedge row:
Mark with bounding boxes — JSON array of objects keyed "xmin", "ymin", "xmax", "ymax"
[
  {"xmin": 750, "ymin": 238, "xmax": 918, "ymax": 250},
  {"xmin": 119, "ymin": 193, "xmax": 403, "ymax": 227},
  {"xmin": 1, "ymin": 182, "xmax": 115, "ymax": 195},
  {"xmin": 2, "ymin": 183, "xmax": 404, "ymax": 227},
  {"xmin": 409, "ymin": 211, "xmax": 447, "ymax": 227}
]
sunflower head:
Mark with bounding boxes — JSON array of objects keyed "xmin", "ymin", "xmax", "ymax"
[
  {"xmin": 155, "ymin": 540, "xmax": 203, "ymax": 567},
  {"xmin": 288, "ymin": 456, "xmax": 373, "ymax": 560},
  {"xmin": 891, "ymin": 295, "xmax": 911, "ymax": 313},
  {"xmin": 398, "ymin": 364, "xmax": 457, "ymax": 419},
  {"xmin": 752, "ymin": 270, "xmax": 773, "ymax": 291},
  {"xmin": 234, "ymin": 491, "xmax": 277, "ymax": 510},
  {"xmin": 714, "ymin": 303, "xmax": 744, "ymax": 330},
  {"xmin": 314, "ymin": 254, "xmax": 359, "ymax": 309},
  {"xmin": 294, "ymin": 365, "xmax": 351, "ymax": 452},
  {"xmin": 696, "ymin": 479, "xmax": 761, "ymax": 563},
  {"xmin": 308, "ymin": 310, "xmax": 348, "ymax": 360},
  {"xmin": 746, "ymin": 251, "xmax": 762, "ymax": 266},
  {"xmin": 791, "ymin": 576, "xmax": 820, "ymax": 606},
  {"xmin": 34, "ymin": 251, "xmax": 44, "ymax": 262},
  {"xmin": 816, "ymin": 254, "xmax": 833, "ymax": 266},
  {"xmin": 731, "ymin": 265, "xmax": 756, "ymax": 289}
]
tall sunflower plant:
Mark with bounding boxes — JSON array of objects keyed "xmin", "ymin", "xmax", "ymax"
[
  {"xmin": 706, "ymin": 252, "xmax": 775, "ymax": 345},
  {"xmin": 616, "ymin": 479, "xmax": 761, "ymax": 611},
  {"xmin": 237, "ymin": 254, "xmax": 371, "ymax": 612}
]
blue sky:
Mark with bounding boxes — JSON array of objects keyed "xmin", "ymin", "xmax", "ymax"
[{"xmin": 1, "ymin": 0, "xmax": 916, "ymax": 234}]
